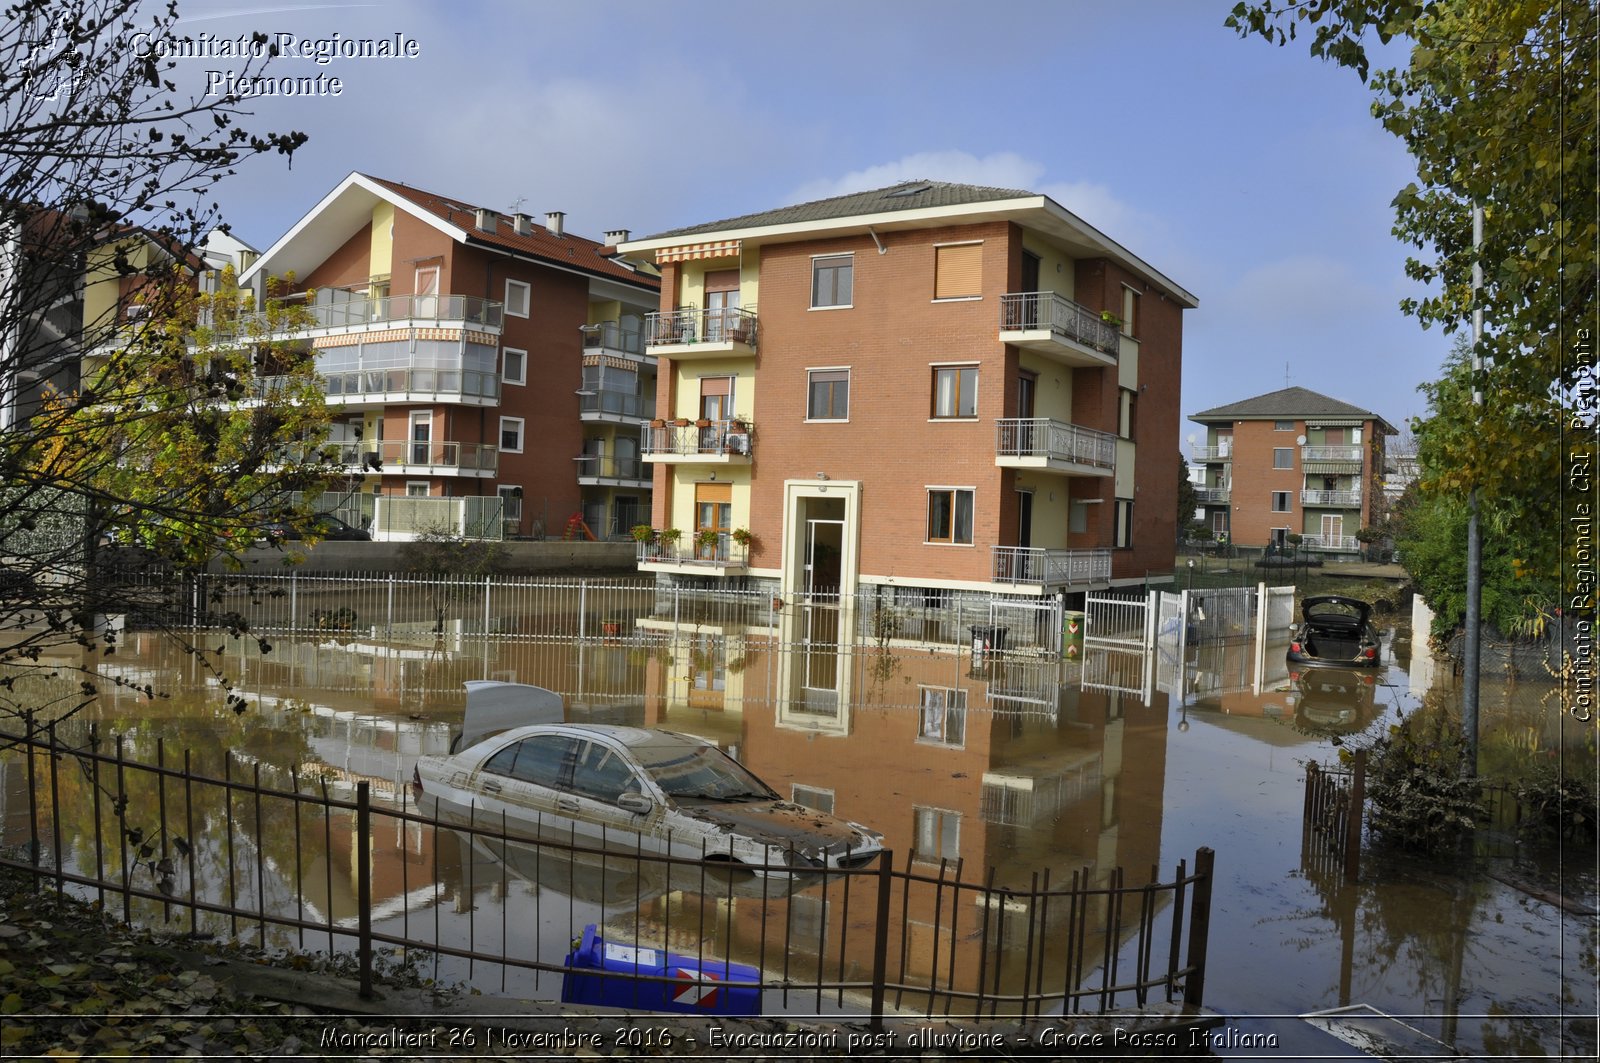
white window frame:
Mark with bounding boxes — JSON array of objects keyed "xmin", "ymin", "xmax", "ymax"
[
  {"xmin": 917, "ymin": 687, "xmax": 967, "ymax": 748},
  {"xmin": 504, "ymin": 279, "xmax": 530, "ymax": 318},
  {"xmin": 805, "ymin": 366, "xmax": 850, "ymax": 422},
  {"xmin": 926, "ymin": 486, "xmax": 975, "ymax": 546},
  {"xmin": 791, "ymin": 784, "xmax": 835, "ymax": 814},
  {"xmin": 1274, "ymin": 420, "xmax": 1295, "ymax": 432},
  {"xmin": 810, "ymin": 253, "xmax": 854, "ymax": 310},
  {"xmin": 1273, "ymin": 447, "xmax": 1294, "ymax": 469},
  {"xmin": 912, "ymin": 805, "xmax": 961, "ymax": 863},
  {"xmin": 499, "ymin": 416, "xmax": 525, "ymax": 455},
  {"xmin": 501, "ymin": 346, "xmax": 527, "ymax": 386},
  {"xmin": 1114, "ymin": 498, "xmax": 1133, "ymax": 549},
  {"xmin": 405, "ymin": 480, "xmax": 430, "ymax": 497},
  {"xmin": 1271, "ymin": 490, "xmax": 1291, "ymax": 512}
]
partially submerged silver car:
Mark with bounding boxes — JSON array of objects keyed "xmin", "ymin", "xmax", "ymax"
[{"xmin": 412, "ymin": 682, "xmax": 883, "ymax": 873}]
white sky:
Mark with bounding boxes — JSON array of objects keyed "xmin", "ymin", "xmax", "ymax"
[{"xmin": 171, "ymin": 0, "xmax": 1444, "ymax": 436}]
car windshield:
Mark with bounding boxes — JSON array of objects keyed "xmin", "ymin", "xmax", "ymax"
[{"xmin": 630, "ymin": 736, "xmax": 776, "ymax": 801}]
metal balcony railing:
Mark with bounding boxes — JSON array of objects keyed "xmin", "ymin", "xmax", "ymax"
[
  {"xmin": 574, "ymin": 454, "xmax": 648, "ymax": 481},
  {"xmin": 579, "ymin": 321, "xmax": 646, "ymax": 357},
  {"xmin": 577, "ymin": 388, "xmax": 653, "ymax": 419},
  {"xmin": 1301, "ymin": 534, "xmax": 1359, "ymax": 551},
  {"xmin": 376, "ymin": 440, "xmax": 497, "ymax": 474},
  {"xmin": 995, "ymin": 418, "xmax": 1116, "ymax": 469},
  {"xmin": 636, "ymin": 533, "xmax": 748, "ymax": 568},
  {"xmin": 992, "ymin": 546, "xmax": 1112, "ymax": 585},
  {"xmin": 1195, "ymin": 487, "xmax": 1230, "ymax": 504},
  {"xmin": 645, "ymin": 306, "xmax": 759, "ymax": 349},
  {"xmin": 1301, "ymin": 445, "xmax": 1363, "ymax": 462},
  {"xmin": 999, "ymin": 292, "xmax": 1120, "ymax": 356},
  {"xmin": 1192, "ymin": 444, "xmax": 1232, "ymax": 462},
  {"xmin": 642, "ymin": 419, "xmax": 752, "ymax": 458},
  {"xmin": 1301, "ymin": 489, "xmax": 1361, "ymax": 507}
]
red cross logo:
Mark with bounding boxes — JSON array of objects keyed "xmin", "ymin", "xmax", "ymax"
[{"xmin": 671, "ymin": 967, "xmax": 721, "ymax": 1008}]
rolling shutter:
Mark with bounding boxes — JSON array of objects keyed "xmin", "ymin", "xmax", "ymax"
[{"xmin": 934, "ymin": 243, "xmax": 983, "ymax": 299}]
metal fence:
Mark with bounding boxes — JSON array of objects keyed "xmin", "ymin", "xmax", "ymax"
[
  {"xmin": 1303, "ymin": 752, "xmax": 1367, "ymax": 884},
  {"xmin": 120, "ymin": 574, "xmax": 1066, "ymax": 656},
  {"xmin": 0, "ymin": 722, "xmax": 1215, "ymax": 1021}
]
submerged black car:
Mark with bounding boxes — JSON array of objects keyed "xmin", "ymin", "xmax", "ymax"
[{"xmin": 1287, "ymin": 595, "xmax": 1382, "ymax": 668}]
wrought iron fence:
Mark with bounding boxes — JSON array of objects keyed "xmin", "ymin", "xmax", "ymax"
[{"xmin": 0, "ymin": 721, "xmax": 1215, "ymax": 1020}]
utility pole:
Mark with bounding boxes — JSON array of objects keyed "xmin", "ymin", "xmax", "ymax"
[{"xmin": 1461, "ymin": 204, "xmax": 1484, "ymax": 776}]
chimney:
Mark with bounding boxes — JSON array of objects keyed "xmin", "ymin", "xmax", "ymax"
[
  {"xmin": 474, "ymin": 208, "xmax": 498, "ymax": 233},
  {"xmin": 604, "ymin": 229, "xmax": 630, "ymax": 247},
  {"xmin": 545, "ymin": 211, "xmax": 565, "ymax": 238},
  {"xmin": 512, "ymin": 213, "xmax": 533, "ymax": 237}
]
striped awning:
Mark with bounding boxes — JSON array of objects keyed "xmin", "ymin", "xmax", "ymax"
[
  {"xmin": 582, "ymin": 354, "xmax": 639, "ymax": 371},
  {"xmin": 1303, "ymin": 460, "xmax": 1361, "ymax": 474},
  {"xmin": 656, "ymin": 240, "xmax": 741, "ymax": 264}
]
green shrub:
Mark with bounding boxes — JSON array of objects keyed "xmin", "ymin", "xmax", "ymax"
[{"xmin": 1364, "ymin": 710, "xmax": 1486, "ymax": 852}]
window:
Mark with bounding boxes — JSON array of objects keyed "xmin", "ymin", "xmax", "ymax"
[
  {"xmin": 405, "ymin": 481, "xmax": 430, "ymax": 497},
  {"xmin": 1273, "ymin": 447, "xmax": 1293, "ymax": 469},
  {"xmin": 1119, "ymin": 388, "xmax": 1136, "ymax": 440},
  {"xmin": 483, "ymin": 735, "xmax": 574, "ymax": 788},
  {"xmin": 498, "ymin": 484, "xmax": 523, "ymax": 535},
  {"xmin": 927, "ymin": 488, "xmax": 974, "ymax": 545},
  {"xmin": 1114, "ymin": 498, "xmax": 1133, "ymax": 549},
  {"xmin": 570, "ymin": 739, "xmax": 644, "ymax": 804},
  {"xmin": 792, "ymin": 785, "xmax": 835, "ymax": 815},
  {"xmin": 1271, "ymin": 491, "xmax": 1291, "ymax": 512},
  {"xmin": 502, "ymin": 346, "xmax": 526, "ymax": 386},
  {"xmin": 918, "ymin": 687, "xmax": 967, "ymax": 746},
  {"xmin": 1274, "ymin": 420, "xmax": 1295, "ymax": 431},
  {"xmin": 913, "ymin": 806, "xmax": 961, "ymax": 862},
  {"xmin": 504, "ymin": 279, "xmax": 530, "ymax": 318},
  {"xmin": 1121, "ymin": 286, "xmax": 1140, "ymax": 337},
  {"xmin": 499, "ymin": 416, "xmax": 524, "ymax": 454},
  {"xmin": 932, "ymin": 366, "xmax": 977, "ymax": 418},
  {"xmin": 934, "ymin": 243, "xmax": 983, "ymax": 299},
  {"xmin": 807, "ymin": 368, "xmax": 849, "ymax": 420},
  {"xmin": 811, "ymin": 254, "xmax": 853, "ymax": 308}
]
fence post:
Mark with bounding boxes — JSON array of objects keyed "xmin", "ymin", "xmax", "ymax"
[
  {"xmin": 386, "ymin": 574, "xmax": 395, "ymax": 640},
  {"xmin": 579, "ymin": 578, "xmax": 588, "ymax": 637},
  {"xmin": 483, "ymin": 575, "xmax": 492, "ymax": 638},
  {"xmin": 1182, "ymin": 846, "xmax": 1215, "ymax": 1006},
  {"xmin": 356, "ymin": 781, "xmax": 373, "ymax": 999},
  {"xmin": 869, "ymin": 850, "xmax": 894, "ymax": 1032},
  {"xmin": 1344, "ymin": 750, "xmax": 1366, "ymax": 884},
  {"xmin": 289, "ymin": 570, "xmax": 298, "ymax": 632}
]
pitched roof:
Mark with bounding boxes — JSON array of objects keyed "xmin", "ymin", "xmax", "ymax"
[
  {"xmin": 1191, "ymin": 387, "xmax": 1396, "ymax": 432},
  {"xmin": 365, "ymin": 176, "xmax": 657, "ymax": 290},
  {"xmin": 647, "ymin": 180, "xmax": 1034, "ymax": 239}
]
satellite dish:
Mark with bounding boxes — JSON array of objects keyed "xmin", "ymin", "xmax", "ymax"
[
  {"xmin": 1296, "ymin": 435, "xmax": 1307, "ymax": 445},
  {"xmin": 1186, "ymin": 433, "xmax": 1196, "ymax": 444}
]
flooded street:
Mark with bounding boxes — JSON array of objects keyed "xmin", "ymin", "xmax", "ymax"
[{"xmin": 2, "ymin": 597, "xmax": 1594, "ymax": 1055}]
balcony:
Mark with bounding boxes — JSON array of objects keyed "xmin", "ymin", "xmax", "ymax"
[
  {"xmin": 295, "ymin": 361, "xmax": 501, "ymax": 407},
  {"xmin": 1192, "ymin": 444, "xmax": 1232, "ymax": 463},
  {"xmin": 1195, "ymin": 487, "xmax": 1230, "ymax": 504},
  {"xmin": 995, "ymin": 418, "xmax": 1115, "ymax": 476},
  {"xmin": 219, "ymin": 293, "xmax": 503, "ymax": 343},
  {"xmin": 991, "ymin": 546, "xmax": 1112, "ymax": 588},
  {"xmin": 1301, "ymin": 489, "xmax": 1361, "ymax": 508},
  {"xmin": 637, "ymin": 534, "xmax": 749, "ymax": 576},
  {"xmin": 577, "ymin": 387, "xmax": 653, "ymax": 422},
  {"xmin": 375, "ymin": 440, "xmax": 497, "ymax": 478},
  {"xmin": 644, "ymin": 307, "xmax": 758, "ymax": 359},
  {"xmin": 575, "ymin": 454, "xmax": 651, "ymax": 487},
  {"xmin": 998, "ymin": 292, "xmax": 1119, "ymax": 368},
  {"xmin": 1301, "ymin": 444, "xmax": 1363, "ymax": 463},
  {"xmin": 642, "ymin": 419, "xmax": 752, "ymax": 465},
  {"xmin": 580, "ymin": 321, "xmax": 648, "ymax": 360},
  {"xmin": 1301, "ymin": 534, "xmax": 1359, "ymax": 552}
]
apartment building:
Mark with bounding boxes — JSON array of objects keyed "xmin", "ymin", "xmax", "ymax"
[
  {"xmin": 615, "ymin": 180, "xmax": 1196, "ymax": 604},
  {"xmin": 1188, "ymin": 386, "xmax": 1396, "ymax": 555},
  {"xmin": 237, "ymin": 172, "xmax": 660, "ymax": 538}
]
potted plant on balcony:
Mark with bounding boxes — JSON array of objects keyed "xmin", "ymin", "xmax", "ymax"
[
  {"xmin": 600, "ymin": 618, "xmax": 623, "ymax": 639},
  {"xmin": 659, "ymin": 527, "xmax": 683, "ymax": 555},
  {"xmin": 730, "ymin": 527, "xmax": 753, "ymax": 553},
  {"xmin": 1099, "ymin": 310, "xmax": 1123, "ymax": 328},
  {"xmin": 694, "ymin": 527, "xmax": 721, "ymax": 559}
]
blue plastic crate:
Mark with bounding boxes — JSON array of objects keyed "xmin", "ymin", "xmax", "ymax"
[{"xmin": 561, "ymin": 924, "xmax": 763, "ymax": 1016}]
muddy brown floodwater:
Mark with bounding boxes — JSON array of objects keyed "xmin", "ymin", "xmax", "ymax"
[{"xmin": 1, "ymin": 613, "xmax": 1593, "ymax": 1058}]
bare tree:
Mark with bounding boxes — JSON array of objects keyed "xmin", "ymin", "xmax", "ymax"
[{"xmin": 0, "ymin": 0, "xmax": 332, "ymax": 728}]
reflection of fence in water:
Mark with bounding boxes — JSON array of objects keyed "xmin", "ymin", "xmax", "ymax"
[{"xmin": 0, "ymin": 724, "xmax": 1214, "ymax": 1019}]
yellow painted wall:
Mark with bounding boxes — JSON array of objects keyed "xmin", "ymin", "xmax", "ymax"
[
  {"xmin": 664, "ymin": 468, "xmax": 752, "ymax": 535},
  {"xmin": 1019, "ymin": 236, "xmax": 1076, "ymax": 300},
  {"xmin": 588, "ymin": 299, "xmax": 622, "ymax": 326},
  {"xmin": 1116, "ymin": 439, "xmax": 1137, "ymax": 498},
  {"xmin": 1012, "ymin": 478, "xmax": 1073, "ymax": 549},
  {"xmin": 672, "ymin": 360, "xmax": 758, "ymax": 422},
  {"xmin": 677, "ymin": 257, "xmax": 761, "ymax": 310},
  {"xmin": 1020, "ymin": 351, "xmax": 1075, "ymax": 422},
  {"xmin": 82, "ymin": 240, "xmax": 154, "ymax": 343},
  {"xmin": 368, "ymin": 201, "xmax": 394, "ymax": 279}
]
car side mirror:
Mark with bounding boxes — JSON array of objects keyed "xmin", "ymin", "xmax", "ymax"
[{"xmin": 616, "ymin": 792, "xmax": 653, "ymax": 816}]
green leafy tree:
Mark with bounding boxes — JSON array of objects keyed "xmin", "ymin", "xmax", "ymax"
[
  {"xmin": 1175, "ymin": 455, "xmax": 1201, "ymax": 542},
  {"xmin": 0, "ymin": 0, "xmax": 316, "ymax": 729},
  {"xmin": 1227, "ymin": 1, "xmax": 1596, "ymax": 592}
]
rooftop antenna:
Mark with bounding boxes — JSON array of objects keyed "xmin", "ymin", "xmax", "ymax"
[{"xmin": 1284, "ymin": 362, "xmax": 1291, "ymax": 387}]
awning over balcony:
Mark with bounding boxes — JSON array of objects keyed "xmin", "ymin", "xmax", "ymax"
[{"xmin": 656, "ymin": 240, "xmax": 741, "ymax": 263}]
